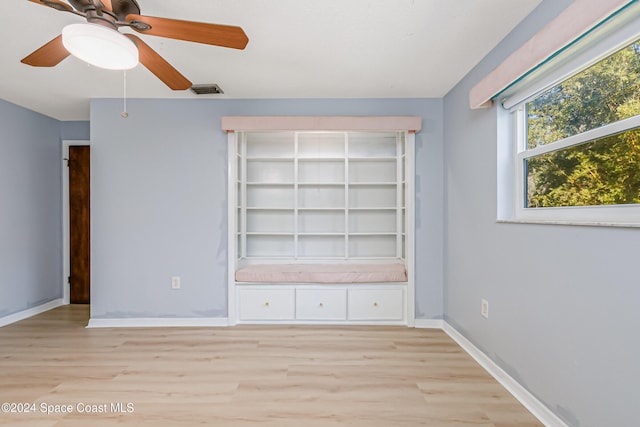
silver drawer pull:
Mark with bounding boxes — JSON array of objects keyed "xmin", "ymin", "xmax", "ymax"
[
  {"xmin": 264, "ymin": 301, "xmax": 270, "ymax": 307},
  {"xmin": 319, "ymin": 303, "xmax": 324, "ymax": 308},
  {"xmin": 373, "ymin": 302, "xmax": 379, "ymax": 307}
]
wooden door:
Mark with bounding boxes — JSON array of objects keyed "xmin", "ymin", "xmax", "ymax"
[{"xmin": 69, "ymin": 146, "xmax": 90, "ymax": 304}]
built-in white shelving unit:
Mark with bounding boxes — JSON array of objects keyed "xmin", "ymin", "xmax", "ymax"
[
  {"xmin": 225, "ymin": 117, "xmax": 418, "ymax": 326},
  {"xmin": 237, "ymin": 131, "xmax": 406, "ymax": 260}
]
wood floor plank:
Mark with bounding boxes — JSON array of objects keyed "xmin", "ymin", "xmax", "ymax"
[{"xmin": 0, "ymin": 305, "xmax": 542, "ymax": 426}]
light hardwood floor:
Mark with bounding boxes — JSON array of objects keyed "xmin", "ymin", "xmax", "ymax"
[{"xmin": 0, "ymin": 305, "xmax": 542, "ymax": 426}]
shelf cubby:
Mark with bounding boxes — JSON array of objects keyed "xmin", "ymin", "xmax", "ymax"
[
  {"xmin": 299, "ymin": 210, "xmax": 345, "ymax": 233},
  {"xmin": 349, "ymin": 159, "xmax": 396, "ymax": 183},
  {"xmin": 246, "ymin": 160, "xmax": 294, "ymax": 183},
  {"xmin": 247, "ymin": 209, "xmax": 295, "ymax": 233},
  {"xmin": 348, "ymin": 235, "xmax": 397, "ymax": 258},
  {"xmin": 348, "ymin": 132, "xmax": 397, "ymax": 158},
  {"xmin": 298, "ymin": 159, "xmax": 345, "ymax": 184},
  {"xmin": 246, "ymin": 132, "xmax": 294, "ymax": 158},
  {"xmin": 298, "ymin": 132, "xmax": 345, "ymax": 158},
  {"xmin": 349, "ymin": 210, "xmax": 397, "ymax": 233},
  {"xmin": 348, "ymin": 185, "xmax": 397, "ymax": 209},
  {"xmin": 298, "ymin": 235, "xmax": 346, "ymax": 258},
  {"xmin": 298, "ymin": 186, "xmax": 345, "ymax": 209},
  {"xmin": 246, "ymin": 186, "xmax": 294, "ymax": 209},
  {"xmin": 246, "ymin": 235, "xmax": 294, "ymax": 258}
]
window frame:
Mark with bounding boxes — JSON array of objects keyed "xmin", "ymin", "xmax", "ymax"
[
  {"xmin": 504, "ymin": 8, "xmax": 640, "ymax": 227},
  {"xmin": 513, "ymin": 111, "xmax": 640, "ymax": 226}
]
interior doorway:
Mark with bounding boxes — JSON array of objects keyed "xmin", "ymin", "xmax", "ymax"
[{"xmin": 63, "ymin": 141, "xmax": 90, "ymax": 304}]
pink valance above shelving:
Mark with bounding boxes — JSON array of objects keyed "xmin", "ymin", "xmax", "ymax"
[{"xmin": 221, "ymin": 116, "xmax": 422, "ymax": 133}]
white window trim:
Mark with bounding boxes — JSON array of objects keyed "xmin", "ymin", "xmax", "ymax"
[
  {"xmin": 515, "ymin": 113, "xmax": 640, "ymax": 227},
  {"xmin": 520, "ymin": 115, "xmax": 640, "ymax": 159},
  {"xmin": 511, "ymin": 101, "xmax": 640, "ymax": 228},
  {"xmin": 513, "ymin": 115, "xmax": 640, "ymax": 227},
  {"xmin": 499, "ymin": 4, "xmax": 640, "ymax": 228}
]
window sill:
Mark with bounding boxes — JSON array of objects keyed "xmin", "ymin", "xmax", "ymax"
[{"xmin": 496, "ymin": 219, "xmax": 640, "ymax": 228}]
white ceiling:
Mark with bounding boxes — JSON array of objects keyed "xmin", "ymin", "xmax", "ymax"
[{"xmin": 0, "ymin": 0, "xmax": 542, "ymax": 121}]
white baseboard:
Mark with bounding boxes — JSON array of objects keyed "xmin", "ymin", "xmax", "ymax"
[
  {"xmin": 0, "ymin": 299, "xmax": 65, "ymax": 327},
  {"xmin": 442, "ymin": 322, "xmax": 568, "ymax": 427},
  {"xmin": 413, "ymin": 318, "xmax": 444, "ymax": 329},
  {"xmin": 87, "ymin": 317, "xmax": 230, "ymax": 328}
]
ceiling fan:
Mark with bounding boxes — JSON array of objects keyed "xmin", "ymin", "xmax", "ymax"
[{"xmin": 21, "ymin": 0, "xmax": 249, "ymax": 90}]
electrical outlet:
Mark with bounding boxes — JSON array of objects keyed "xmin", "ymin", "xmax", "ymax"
[
  {"xmin": 481, "ymin": 299, "xmax": 489, "ymax": 319},
  {"xmin": 171, "ymin": 276, "xmax": 181, "ymax": 289}
]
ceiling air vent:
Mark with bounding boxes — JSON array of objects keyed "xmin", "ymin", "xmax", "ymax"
[{"xmin": 190, "ymin": 84, "xmax": 224, "ymax": 95}]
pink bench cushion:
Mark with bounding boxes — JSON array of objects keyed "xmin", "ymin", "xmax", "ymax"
[{"xmin": 235, "ymin": 263, "xmax": 407, "ymax": 284}]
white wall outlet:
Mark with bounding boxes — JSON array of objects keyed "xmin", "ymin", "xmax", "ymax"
[
  {"xmin": 171, "ymin": 276, "xmax": 181, "ymax": 289},
  {"xmin": 481, "ymin": 299, "xmax": 489, "ymax": 319}
]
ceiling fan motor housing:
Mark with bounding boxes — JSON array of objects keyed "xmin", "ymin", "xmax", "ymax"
[{"xmin": 68, "ymin": 0, "xmax": 141, "ymax": 20}]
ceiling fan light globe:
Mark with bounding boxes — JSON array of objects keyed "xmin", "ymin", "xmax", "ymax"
[{"xmin": 62, "ymin": 23, "xmax": 138, "ymax": 70}]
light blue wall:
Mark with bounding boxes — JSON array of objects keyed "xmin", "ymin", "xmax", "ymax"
[
  {"xmin": 89, "ymin": 98, "xmax": 443, "ymax": 320},
  {"xmin": 443, "ymin": 1, "xmax": 640, "ymax": 426},
  {"xmin": 0, "ymin": 100, "xmax": 63, "ymax": 317},
  {"xmin": 60, "ymin": 121, "xmax": 90, "ymax": 141}
]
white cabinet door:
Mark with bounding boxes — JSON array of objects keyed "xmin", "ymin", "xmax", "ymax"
[
  {"xmin": 296, "ymin": 289, "xmax": 347, "ymax": 320},
  {"xmin": 238, "ymin": 288, "xmax": 295, "ymax": 320},
  {"xmin": 347, "ymin": 288, "xmax": 404, "ymax": 321}
]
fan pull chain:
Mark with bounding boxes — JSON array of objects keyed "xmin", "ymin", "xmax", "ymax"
[{"xmin": 121, "ymin": 70, "xmax": 129, "ymax": 118}]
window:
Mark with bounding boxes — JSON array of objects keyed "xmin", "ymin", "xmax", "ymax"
[{"xmin": 510, "ymin": 34, "xmax": 640, "ymax": 226}]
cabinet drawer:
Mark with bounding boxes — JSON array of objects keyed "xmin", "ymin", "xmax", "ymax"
[
  {"xmin": 296, "ymin": 289, "xmax": 347, "ymax": 320},
  {"xmin": 238, "ymin": 288, "xmax": 295, "ymax": 320},
  {"xmin": 347, "ymin": 288, "xmax": 404, "ymax": 320}
]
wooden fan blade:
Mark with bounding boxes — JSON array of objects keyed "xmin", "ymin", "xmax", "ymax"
[
  {"xmin": 27, "ymin": 0, "xmax": 74, "ymax": 12},
  {"xmin": 125, "ymin": 34, "xmax": 192, "ymax": 90},
  {"xmin": 21, "ymin": 34, "xmax": 70, "ymax": 67},
  {"xmin": 126, "ymin": 14, "xmax": 249, "ymax": 50}
]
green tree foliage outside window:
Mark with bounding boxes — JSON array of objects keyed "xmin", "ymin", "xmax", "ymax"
[{"xmin": 526, "ymin": 40, "xmax": 640, "ymax": 207}]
